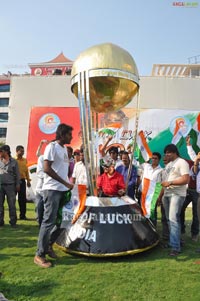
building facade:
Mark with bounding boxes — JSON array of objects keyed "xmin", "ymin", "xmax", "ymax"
[
  {"xmin": 1, "ymin": 55, "xmax": 200, "ymax": 159},
  {"xmin": 0, "ymin": 52, "xmax": 73, "ymax": 144},
  {"xmin": 29, "ymin": 52, "xmax": 73, "ymax": 76},
  {"xmin": 0, "ymin": 76, "xmax": 10, "ymax": 142}
]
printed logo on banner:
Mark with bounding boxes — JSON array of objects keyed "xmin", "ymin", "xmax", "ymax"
[
  {"xmin": 38, "ymin": 113, "xmax": 60, "ymax": 134},
  {"xmin": 170, "ymin": 116, "xmax": 191, "ymax": 138}
]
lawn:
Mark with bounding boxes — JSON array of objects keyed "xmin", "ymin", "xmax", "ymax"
[{"xmin": 0, "ymin": 202, "xmax": 200, "ymax": 301}]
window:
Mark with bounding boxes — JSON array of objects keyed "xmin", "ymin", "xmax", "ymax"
[
  {"xmin": 191, "ymin": 68, "xmax": 200, "ymax": 77},
  {"xmin": 0, "ymin": 128, "xmax": 7, "ymax": 138},
  {"xmin": 0, "ymin": 84, "xmax": 10, "ymax": 92},
  {"xmin": 0, "ymin": 98, "xmax": 9, "ymax": 107},
  {"xmin": 0, "ymin": 113, "xmax": 8, "ymax": 122}
]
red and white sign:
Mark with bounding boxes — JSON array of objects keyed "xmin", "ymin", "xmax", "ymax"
[{"xmin": 27, "ymin": 107, "xmax": 81, "ymax": 164}]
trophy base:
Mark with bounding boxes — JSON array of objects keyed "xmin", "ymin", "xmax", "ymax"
[{"xmin": 56, "ymin": 195, "xmax": 159, "ymax": 257}]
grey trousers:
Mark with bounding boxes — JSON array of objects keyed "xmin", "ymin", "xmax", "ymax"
[
  {"xmin": 35, "ymin": 190, "xmax": 65, "ymax": 257},
  {"xmin": 0, "ymin": 184, "xmax": 17, "ymax": 226}
]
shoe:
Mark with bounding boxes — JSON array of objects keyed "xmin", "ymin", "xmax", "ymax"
[
  {"xmin": 169, "ymin": 250, "xmax": 180, "ymax": 257},
  {"xmin": 181, "ymin": 227, "xmax": 185, "ymax": 234},
  {"xmin": 159, "ymin": 241, "xmax": 170, "ymax": 249},
  {"xmin": 192, "ymin": 235, "xmax": 198, "ymax": 242},
  {"xmin": 47, "ymin": 247, "xmax": 58, "ymax": 259},
  {"xmin": 34, "ymin": 255, "xmax": 52, "ymax": 268},
  {"xmin": 0, "ymin": 223, "xmax": 4, "ymax": 227},
  {"xmin": 11, "ymin": 224, "xmax": 17, "ymax": 228},
  {"xmin": 19, "ymin": 216, "xmax": 27, "ymax": 220},
  {"xmin": 0, "ymin": 292, "xmax": 9, "ymax": 301},
  {"xmin": 180, "ymin": 238, "xmax": 185, "ymax": 247},
  {"xmin": 195, "ymin": 248, "xmax": 200, "ymax": 253},
  {"xmin": 162, "ymin": 236, "xmax": 169, "ymax": 241}
]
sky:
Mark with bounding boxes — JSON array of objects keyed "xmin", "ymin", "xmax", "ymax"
[{"xmin": 0, "ymin": 0, "xmax": 200, "ymax": 76}]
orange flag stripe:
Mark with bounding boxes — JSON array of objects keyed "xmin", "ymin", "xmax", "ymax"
[
  {"xmin": 138, "ymin": 131, "xmax": 152, "ymax": 158},
  {"xmin": 197, "ymin": 113, "xmax": 200, "ymax": 132},
  {"xmin": 141, "ymin": 178, "xmax": 150, "ymax": 216}
]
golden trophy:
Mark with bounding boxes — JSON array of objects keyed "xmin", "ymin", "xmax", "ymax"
[
  {"xmin": 56, "ymin": 43, "xmax": 159, "ymax": 257},
  {"xmin": 71, "ymin": 43, "xmax": 139, "ymax": 196}
]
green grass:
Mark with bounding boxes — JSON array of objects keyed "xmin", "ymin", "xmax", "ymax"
[{"xmin": 0, "ymin": 203, "xmax": 200, "ymax": 301}]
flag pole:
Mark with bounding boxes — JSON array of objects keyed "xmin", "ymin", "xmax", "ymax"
[{"xmin": 125, "ymin": 91, "xmax": 140, "ymax": 195}]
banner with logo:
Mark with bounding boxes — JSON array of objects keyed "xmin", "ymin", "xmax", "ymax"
[
  {"xmin": 27, "ymin": 107, "xmax": 200, "ymax": 166},
  {"xmin": 27, "ymin": 107, "xmax": 81, "ymax": 164}
]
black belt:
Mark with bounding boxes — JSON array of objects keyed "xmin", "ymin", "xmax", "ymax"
[{"xmin": 2, "ymin": 183, "xmax": 15, "ymax": 186}]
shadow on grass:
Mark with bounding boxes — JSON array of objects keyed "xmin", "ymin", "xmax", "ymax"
[
  {"xmin": 0, "ymin": 205, "xmax": 39, "ymax": 258},
  {"xmin": 56, "ymin": 231, "xmax": 200, "ymax": 266},
  {"xmin": 0, "ymin": 277, "xmax": 58, "ymax": 301},
  {"xmin": 0, "ymin": 223, "xmax": 39, "ymax": 258}
]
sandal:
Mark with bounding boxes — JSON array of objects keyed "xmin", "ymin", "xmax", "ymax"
[{"xmin": 169, "ymin": 250, "xmax": 180, "ymax": 257}]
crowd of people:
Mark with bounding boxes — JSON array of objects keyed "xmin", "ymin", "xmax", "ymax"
[
  {"xmin": 0, "ymin": 144, "xmax": 31, "ymax": 228},
  {"xmin": 1, "ymin": 123, "xmax": 200, "ymax": 269}
]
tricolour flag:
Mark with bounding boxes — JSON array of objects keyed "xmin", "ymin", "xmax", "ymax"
[
  {"xmin": 72, "ymin": 184, "xmax": 87, "ymax": 224},
  {"xmin": 98, "ymin": 122, "xmax": 121, "ymax": 137},
  {"xmin": 141, "ymin": 178, "xmax": 162, "ymax": 221},
  {"xmin": 192, "ymin": 112, "xmax": 200, "ymax": 149},
  {"xmin": 61, "ymin": 184, "xmax": 87, "ymax": 226},
  {"xmin": 136, "ymin": 130, "xmax": 152, "ymax": 163}
]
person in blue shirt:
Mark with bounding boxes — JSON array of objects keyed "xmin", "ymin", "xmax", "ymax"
[{"xmin": 116, "ymin": 151, "xmax": 138, "ymax": 199}]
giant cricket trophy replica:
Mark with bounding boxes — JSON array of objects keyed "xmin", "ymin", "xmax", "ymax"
[{"xmin": 56, "ymin": 43, "xmax": 159, "ymax": 257}]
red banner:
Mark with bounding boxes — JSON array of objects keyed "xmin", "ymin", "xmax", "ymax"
[{"xmin": 27, "ymin": 107, "xmax": 81, "ymax": 164}]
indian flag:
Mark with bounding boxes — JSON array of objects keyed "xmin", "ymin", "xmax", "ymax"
[
  {"xmin": 193, "ymin": 113, "xmax": 200, "ymax": 148},
  {"xmin": 141, "ymin": 178, "xmax": 162, "ymax": 221},
  {"xmin": 98, "ymin": 122, "xmax": 122, "ymax": 149},
  {"xmin": 61, "ymin": 184, "xmax": 87, "ymax": 226},
  {"xmin": 98, "ymin": 122, "xmax": 121, "ymax": 137},
  {"xmin": 136, "ymin": 130, "xmax": 152, "ymax": 163},
  {"xmin": 28, "ymin": 163, "xmax": 37, "ymax": 174}
]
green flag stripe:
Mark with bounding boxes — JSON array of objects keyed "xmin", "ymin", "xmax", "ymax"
[{"xmin": 150, "ymin": 183, "xmax": 162, "ymax": 221}]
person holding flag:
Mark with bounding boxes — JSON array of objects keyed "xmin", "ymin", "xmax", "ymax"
[
  {"xmin": 189, "ymin": 112, "xmax": 200, "ymax": 151},
  {"xmin": 192, "ymin": 151, "xmax": 200, "ymax": 263},
  {"xmin": 139, "ymin": 152, "xmax": 163, "ymax": 225},
  {"xmin": 179, "ymin": 136, "xmax": 199, "ymax": 242},
  {"xmin": 136, "ymin": 130, "xmax": 152, "ymax": 164}
]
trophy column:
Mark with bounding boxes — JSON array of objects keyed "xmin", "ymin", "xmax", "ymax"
[{"xmin": 71, "ymin": 43, "xmax": 139, "ymax": 198}]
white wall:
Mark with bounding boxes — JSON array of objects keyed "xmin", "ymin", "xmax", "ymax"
[
  {"xmin": 6, "ymin": 75, "xmax": 78, "ymax": 155},
  {"xmin": 138, "ymin": 76, "xmax": 200, "ymax": 110}
]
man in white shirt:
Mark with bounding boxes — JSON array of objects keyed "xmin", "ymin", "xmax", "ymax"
[
  {"xmin": 139, "ymin": 152, "xmax": 163, "ymax": 186},
  {"xmin": 161, "ymin": 144, "xmax": 190, "ymax": 256},
  {"xmin": 72, "ymin": 149, "xmax": 87, "ymax": 187},
  {"xmin": 139, "ymin": 152, "xmax": 163, "ymax": 224},
  {"xmin": 193, "ymin": 152, "xmax": 200, "ymax": 193},
  {"xmin": 35, "ymin": 154, "xmax": 45, "ymax": 227},
  {"xmin": 192, "ymin": 151, "xmax": 200, "ymax": 262},
  {"xmin": 180, "ymin": 158, "xmax": 199, "ymax": 241},
  {"xmin": 34, "ymin": 123, "xmax": 74, "ymax": 268}
]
